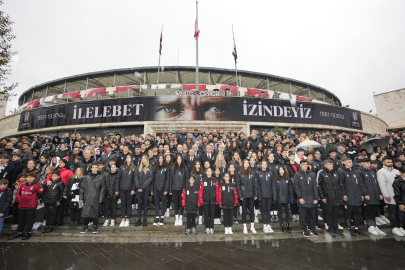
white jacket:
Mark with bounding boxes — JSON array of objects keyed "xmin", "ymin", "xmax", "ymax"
[{"xmin": 376, "ymin": 166, "xmax": 400, "ymax": 205}]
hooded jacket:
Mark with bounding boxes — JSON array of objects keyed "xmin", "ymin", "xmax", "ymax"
[
  {"xmin": 152, "ymin": 164, "xmax": 170, "ymax": 192},
  {"xmin": 105, "ymin": 170, "xmax": 118, "ymax": 199},
  {"xmin": 79, "ymin": 171, "xmax": 106, "ymax": 218},
  {"xmin": 356, "ymin": 166, "xmax": 382, "ymax": 205},
  {"xmin": 275, "ymin": 176, "xmax": 294, "ymax": 204},
  {"xmin": 46, "ymin": 167, "xmax": 73, "ymax": 185},
  {"xmin": 78, "ymin": 156, "xmax": 95, "ymax": 175},
  {"xmin": 393, "ymin": 175, "xmax": 405, "ymax": 206},
  {"xmin": 255, "ymin": 169, "xmax": 276, "ymax": 200},
  {"xmin": 317, "ymin": 168, "xmax": 344, "ymax": 206},
  {"xmin": 338, "ymin": 166, "xmax": 366, "ymax": 206},
  {"xmin": 115, "ymin": 166, "xmax": 136, "ymax": 191},
  {"xmin": 134, "ymin": 165, "xmax": 153, "ymax": 191},
  {"xmin": 171, "ymin": 166, "xmax": 189, "ymax": 192},
  {"xmin": 293, "ymin": 169, "xmax": 318, "ymax": 208},
  {"xmin": 236, "ymin": 171, "xmax": 256, "ymax": 199},
  {"xmin": 377, "ymin": 166, "xmax": 400, "ymax": 205}
]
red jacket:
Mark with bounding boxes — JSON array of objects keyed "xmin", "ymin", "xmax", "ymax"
[
  {"xmin": 14, "ymin": 180, "xmax": 24, "ymax": 203},
  {"xmin": 46, "ymin": 167, "xmax": 73, "ymax": 185},
  {"xmin": 18, "ymin": 182, "xmax": 43, "ymax": 209},
  {"xmin": 182, "ymin": 184, "xmax": 203, "ymax": 213}
]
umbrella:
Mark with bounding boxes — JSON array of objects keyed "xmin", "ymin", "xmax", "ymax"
[
  {"xmin": 296, "ymin": 140, "xmax": 322, "ymax": 150},
  {"xmin": 358, "ymin": 138, "xmax": 389, "ymax": 154}
]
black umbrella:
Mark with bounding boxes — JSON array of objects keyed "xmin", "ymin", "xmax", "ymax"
[{"xmin": 358, "ymin": 138, "xmax": 389, "ymax": 153}]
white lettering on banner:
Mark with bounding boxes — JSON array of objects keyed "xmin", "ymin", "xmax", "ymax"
[
  {"xmin": 73, "ymin": 104, "xmax": 144, "ymax": 119},
  {"xmin": 242, "ymin": 100, "xmax": 312, "ymax": 119},
  {"xmin": 175, "ymin": 90, "xmax": 220, "ymax": 96},
  {"xmin": 319, "ymin": 111, "xmax": 344, "ymax": 119}
]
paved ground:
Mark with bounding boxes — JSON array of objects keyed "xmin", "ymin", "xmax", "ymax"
[{"xmin": 1, "ymin": 237, "xmax": 405, "ymax": 270}]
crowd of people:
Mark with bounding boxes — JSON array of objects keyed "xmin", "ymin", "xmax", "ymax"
[{"xmin": 0, "ymin": 128, "xmax": 404, "ymax": 240}]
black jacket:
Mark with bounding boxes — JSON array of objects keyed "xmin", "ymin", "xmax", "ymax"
[
  {"xmin": 78, "ymin": 156, "xmax": 95, "ymax": 175},
  {"xmin": 317, "ymin": 169, "xmax": 344, "ymax": 206},
  {"xmin": 134, "ymin": 165, "xmax": 153, "ymax": 191},
  {"xmin": 275, "ymin": 177, "xmax": 294, "ymax": 204},
  {"xmin": 115, "ymin": 167, "xmax": 136, "ymax": 191},
  {"xmin": 338, "ymin": 166, "xmax": 366, "ymax": 206},
  {"xmin": 255, "ymin": 169, "xmax": 276, "ymax": 200},
  {"xmin": 200, "ymin": 153, "xmax": 216, "ymax": 167},
  {"xmin": 0, "ymin": 187, "xmax": 13, "ymax": 215},
  {"xmin": 200, "ymin": 176, "xmax": 217, "ymax": 205},
  {"xmin": 228, "ymin": 162, "xmax": 241, "ymax": 173},
  {"xmin": 293, "ymin": 169, "xmax": 318, "ymax": 208},
  {"xmin": 356, "ymin": 166, "xmax": 381, "ymax": 205},
  {"xmin": 319, "ymin": 145, "xmax": 333, "ymax": 160},
  {"xmin": 63, "ymin": 176, "xmax": 83, "ymax": 208},
  {"xmin": 393, "ymin": 175, "xmax": 405, "ymax": 206},
  {"xmin": 152, "ymin": 165, "xmax": 170, "ymax": 192},
  {"xmin": 105, "ymin": 171, "xmax": 118, "ymax": 199},
  {"xmin": 42, "ymin": 179, "xmax": 64, "ymax": 205},
  {"xmin": 171, "ymin": 166, "xmax": 189, "ymax": 192},
  {"xmin": 0, "ymin": 165, "xmax": 17, "ymax": 188},
  {"xmin": 284, "ymin": 161, "xmax": 299, "ymax": 178},
  {"xmin": 236, "ymin": 172, "xmax": 256, "ymax": 199}
]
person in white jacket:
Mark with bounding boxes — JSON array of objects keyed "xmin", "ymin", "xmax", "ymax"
[{"xmin": 376, "ymin": 157, "xmax": 402, "ymax": 236}]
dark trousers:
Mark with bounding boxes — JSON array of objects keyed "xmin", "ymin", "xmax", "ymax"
[
  {"xmin": 166, "ymin": 194, "xmax": 172, "ymax": 209},
  {"xmin": 319, "ymin": 201, "xmax": 326, "ymax": 220},
  {"xmin": 186, "ymin": 213, "xmax": 196, "ymax": 229},
  {"xmin": 17, "ymin": 208, "xmax": 36, "ymax": 233},
  {"xmin": 83, "ymin": 218, "xmax": 98, "ymax": 226},
  {"xmin": 199, "ymin": 207, "xmax": 204, "ymax": 216},
  {"xmin": 204, "ymin": 203, "xmax": 215, "ymax": 229},
  {"xmin": 344, "ymin": 205, "xmax": 360, "ymax": 228},
  {"xmin": 387, "ymin": 204, "xmax": 399, "ymax": 228},
  {"xmin": 172, "ymin": 190, "xmax": 184, "ymax": 215},
  {"xmin": 261, "ymin": 197, "xmax": 272, "ymax": 224},
  {"xmin": 290, "ymin": 202, "xmax": 299, "ymax": 215},
  {"xmin": 223, "ymin": 208, "xmax": 233, "ymax": 227},
  {"xmin": 398, "ymin": 209, "xmax": 405, "ymax": 228},
  {"xmin": 45, "ymin": 204, "xmax": 58, "ymax": 227},
  {"xmin": 271, "ymin": 201, "xmax": 278, "ymax": 213},
  {"xmin": 214, "ymin": 205, "xmax": 221, "ymax": 219},
  {"xmin": 233, "ymin": 206, "xmax": 238, "ymax": 219},
  {"xmin": 137, "ymin": 191, "xmax": 149, "ymax": 220},
  {"xmin": 56, "ymin": 198, "xmax": 66, "ymax": 225},
  {"xmin": 325, "ymin": 205, "xmax": 340, "ymax": 231},
  {"xmin": 13, "ymin": 202, "xmax": 19, "ymax": 224},
  {"xmin": 154, "ymin": 190, "xmax": 167, "ymax": 217},
  {"xmin": 242, "ymin": 197, "xmax": 255, "ymax": 224},
  {"xmin": 254, "ymin": 199, "xmax": 260, "ymax": 210},
  {"xmin": 70, "ymin": 208, "xmax": 82, "ymax": 223},
  {"xmin": 104, "ymin": 197, "xmax": 117, "ymax": 220},
  {"xmin": 120, "ymin": 190, "xmax": 133, "ymax": 218},
  {"xmin": 298, "ymin": 207, "xmax": 316, "ymax": 231},
  {"xmin": 278, "ymin": 203, "xmax": 290, "ymax": 223},
  {"xmin": 377, "ymin": 199, "xmax": 385, "ymax": 216},
  {"xmin": 364, "ymin": 204, "xmax": 377, "ymax": 227}
]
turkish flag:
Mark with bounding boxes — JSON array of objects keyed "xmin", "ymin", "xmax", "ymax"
[
  {"xmin": 182, "ymin": 84, "xmax": 206, "ymax": 90},
  {"xmin": 215, "ymin": 84, "xmax": 238, "ymax": 96},
  {"xmin": 194, "ymin": 20, "xmax": 200, "ymax": 39},
  {"xmin": 86, "ymin": 87, "xmax": 107, "ymax": 97},
  {"xmin": 296, "ymin": 95, "xmax": 312, "ymax": 102},
  {"xmin": 62, "ymin": 91, "xmax": 81, "ymax": 99},
  {"xmin": 116, "ymin": 86, "xmax": 135, "ymax": 94},
  {"xmin": 26, "ymin": 99, "xmax": 40, "ymax": 110},
  {"xmin": 247, "ymin": 88, "xmax": 269, "ymax": 98}
]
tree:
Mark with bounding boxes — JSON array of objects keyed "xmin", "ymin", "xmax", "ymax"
[{"xmin": 0, "ymin": 0, "xmax": 17, "ymax": 101}]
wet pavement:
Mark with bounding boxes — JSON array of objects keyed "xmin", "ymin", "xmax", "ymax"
[{"xmin": 1, "ymin": 237, "xmax": 405, "ymax": 270}]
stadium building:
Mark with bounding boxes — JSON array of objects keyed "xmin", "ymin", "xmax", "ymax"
[{"xmin": 0, "ymin": 66, "xmax": 387, "ymax": 137}]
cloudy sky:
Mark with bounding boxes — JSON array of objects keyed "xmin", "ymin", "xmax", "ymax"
[{"xmin": 3, "ymin": 0, "xmax": 405, "ymax": 115}]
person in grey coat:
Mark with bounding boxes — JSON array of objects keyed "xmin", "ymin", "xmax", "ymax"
[
  {"xmin": 79, "ymin": 164, "xmax": 106, "ymax": 234},
  {"xmin": 293, "ymin": 160, "xmax": 318, "ymax": 237}
]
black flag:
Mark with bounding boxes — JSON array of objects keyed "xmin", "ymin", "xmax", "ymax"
[
  {"xmin": 232, "ymin": 37, "xmax": 237, "ymax": 64},
  {"xmin": 159, "ymin": 31, "xmax": 162, "ymax": 55}
]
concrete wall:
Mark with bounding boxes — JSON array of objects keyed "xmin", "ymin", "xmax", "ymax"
[{"xmin": 374, "ymin": 88, "xmax": 405, "ymax": 127}]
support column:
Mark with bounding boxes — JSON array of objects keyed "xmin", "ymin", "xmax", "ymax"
[
  {"xmin": 208, "ymin": 71, "xmax": 210, "ymax": 85},
  {"xmin": 144, "ymin": 71, "xmax": 147, "ymax": 84},
  {"xmin": 63, "ymin": 81, "xmax": 67, "ymax": 93},
  {"xmin": 267, "ymin": 78, "xmax": 269, "ymax": 90},
  {"xmin": 113, "ymin": 73, "xmax": 116, "ymax": 87},
  {"xmin": 289, "ymin": 83, "xmax": 292, "ymax": 95},
  {"xmin": 308, "ymin": 87, "xmax": 311, "ymax": 98},
  {"xmin": 239, "ymin": 75, "xmax": 241, "ymax": 86},
  {"xmin": 31, "ymin": 91, "xmax": 34, "ymax": 101},
  {"xmin": 45, "ymin": 86, "xmax": 48, "ymax": 98},
  {"xmin": 23, "ymin": 95, "xmax": 26, "ymax": 104},
  {"xmin": 322, "ymin": 91, "xmax": 325, "ymax": 102},
  {"xmin": 86, "ymin": 77, "xmax": 89, "ymax": 90},
  {"xmin": 176, "ymin": 70, "xmax": 178, "ymax": 84}
]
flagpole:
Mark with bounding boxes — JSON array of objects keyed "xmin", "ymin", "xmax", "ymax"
[
  {"xmin": 196, "ymin": 0, "xmax": 199, "ymax": 91},
  {"xmin": 157, "ymin": 23, "xmax": 163, "ymax": 95},
  {"xmin": 233, "ymin": 25, "xmax": 238, "ymax": 88}
]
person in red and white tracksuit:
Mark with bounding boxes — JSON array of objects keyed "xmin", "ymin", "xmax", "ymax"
[
  {"xmin": 217, "ymin": 173, "xmax": 238, "ymax": 235},
  {"xmin": 182, "ymin": 176, "xmax": 202, "ymax": 235}
]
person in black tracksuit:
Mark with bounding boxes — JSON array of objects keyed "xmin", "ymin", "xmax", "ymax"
[
  {"xmin": 393, "ymin": 167, "xmax": 405, "ymax": 230},
  {"xmin": 115, "ymin": 155, "xmax": 136, "ymax": 226},
  {"xmin": 213, "ymin": 168, "xmax": 223, "ymax": 225},
  {"xmin": 151, "ymin": 155, "xmax": 170, "ymax": 226},
  {"xmin": 356, "ymin": 158, "xmax": 382, "ymax": 236},
  {"xmin": 103, "ymin": 164, "xmax": 118, "ymax": 226},
  {"xmin": 217, "ymin": 173, "xmax": 238, "ymax": 235},
  {"xmin": 255, "ymin": 160, "xmax": 276, "ymax": 233},
  {"xmin": 134, "ymin": 155, "xmax": 153, "ymax": 227},
  {"xmin": 228, "ymin": 164, "xmax": 239, "ymax": 224},
  {"xmin": 191, "ymin": 161, "xmax": 204, "ymax": 225},
  {"xmin": 182, "ymin": 176, "xmax": 202, "ymax": 235},
  {"xmin": 171, "ymin": 154, "xmax": 189, "ymax": 226},
  {"xmin": 42, "ymin": 171, "xmax": 64, "ymax": 233},
  {"xmin": 64, "ymin": 168, "xmax": 85, "ymax": 228},
  {"xmin": 236, "ymin": 159, "xmax": 257, "ymax": 234},
  {"xmin": 275, "ymin": 166, "xmax": 294, "ymax": 233},
  {"xmin": 284, "ymin": 152, "xmax": 299, "ymax": 221},
  {"xmin": 293, "ymin": 160, "xmax": 319, "ymax": 237},
  {"xmin": 317, "ymin": 160, "xmax": 345, "ymax": 237},
  {"xmin": 338, "ymin": 157, "xmax": 367, "ymax": 238},
  {"xmin": 199, "ymin": 167, "xmax": 217, "ymax": 234}
]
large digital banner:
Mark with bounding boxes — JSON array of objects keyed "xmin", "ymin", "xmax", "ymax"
[{"xmin": 19, "ymin": 96, "xmax": 362, "ymax": 131}]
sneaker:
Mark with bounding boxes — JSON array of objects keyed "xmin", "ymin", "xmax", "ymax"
[
  {"xmin": 375, "ymin": 227, "xmax": 387, "ymax": 236},
  {"xmin": 93, "ymin": 226, "xmax": 98, "ymax": 234},
  {"xmin": 214, "ymin": 218, "xmax": 218, "ymax": 225},
  {"xmin": 153, "ymin": 218, "xmax": 159, "ymax": 226},
  {"xmin": 117, "ymin": 199, "xmax": 121, "ymax": 204},
  {"xmin": 310, "ymin": 230, "xmax": 319, "ymax": 237},
  {"xmin": 381, "ymin": 216, "xmax": 390, "ymax": 224},
  {"xmin": 46, "ymin": 226, "xmax": 54, "ymax": 233},
  {"xmin": 364, "ymin": 220, "xmax": 367, "ymax": 225},
  {"xmin": 303, "ymin": 230, "xmax": 310, "ymax": 237},
  {"xmin": 159, "ymin": 218, "xmax": 164, "ymax": 226},
  {"xmin": 355, "ymin": 228, "xmax": 366, "ymax": 236},
  {"xmin": 185, "ymin": 229, "xmax": 191, "ymax": 235},
  {"xmin": 315, "ymin": 226, "xmax": 322, "ymax": 231},
  {"xmin": 228, "ymin": 227, "xmax": 233, "ymax": 235},
  {"xmin": 243, "ymin": 225, "xmax": 248, "ymax": 235},
  {"xmin": 80, "ymin": 225, "xmax": 88, "ymax": 234},
  {"xmin": 88, "ymin": 222, "xmax": 93, "ymax": 226},
  {"xmin": 318, "ymin": 215, "xmax": 323, "ymax": 221},
  {"xmin": 399, "ymin": 227, "xmax": 405, "ymax": 235},
  {"xmin": 143, "ymin": 219, "xmax": 147, "ymax": 227},
  {"xmin": 68, "ymin": 222, "xmax": 75, "ymax": 229},
  {"xmin": 348, "ymin": 229, "xmax": 356, "ymax": 237},
  {"xmin": 124, "ymin": 220, "xmax": 130, "ymax": 227},
  {"xmin": 165, "ymin": 209, "xmax": 170, "ymax": 217},
  {"xmin": 73, "ymin": 221, "xmax": 79, "ymax": 228},
  {"xmin": 110, "ymin": 220, "xmax": 115, "ymax": 227},
  {"xmin": 174, "ymin": 218, "xmax": 179, "ymax": 226},
  {"xmin": 274, "ymin": 216, "xmax": 279, "ymax": 223},
  {"xmin": 250, "ymin": 227, "xmax": 257, "ymax": 234},
  {"xmin": 368, "ymin": 226, "xmax": 379, "ymax": 236},
  {"xmin": 8, "ymin": 232, "xmax": 22, "ymax": 240},
  {"xmin": 292, "ymin": 215, "xmax": 297, "ymax": 222},
  {"xmin": 198, "ymin": 216, "xmax": 203, "ymax": 225},
  {"xmin": 119, "ymin": 220, "xmax": 125, "ymax": 227},
  {"xmin": 103, "ymin": 220, "xmax": 109, "ymax": 227},
  {"xmin": 263, "ymin": 225, "xmax": 269, "ymax": 233},
  {"xmin": 206, "ymin": 228, "xmax": 210, "ymax": 235},
  {"xmin": 338, "ymin": 224, "xmax": 343, "ymax": 230},
  {"xmin": 375, "ymin": 216, "xmax": 385, "ymax": 225},
  {"xmin": 268, "ymin": 224, "xmax": 274, "ymax": 233},
  {"xmin": 217, "ymin": 218, "xmax": 221, "ymax": 225},
  {"xmin": 135, "ymin": 219, "xmax": 142, "ymax": 227},
  {"xmin": 191, "ymin": 227, "xmax": 197, "ymax": 234},
  {"xmin": 335, "ymin": 230, "xmax": 345, "ymax": 238},
  {"xmin": 22, "ymin": 233, "xmax": 31, "ymax": 240},
  {"xmin": 132, "ymin": 204, "xmax": 136, "ymax": 210},
  {"xmin": 328, "ymin": 229, "xmax": 336, "ymax": 238},
  {"xmin": 210, "ymin": 228, "xmax": 214, "ymax": 235},
  {"xmin": 270, "ymin": 216, "xmax": 275, "ymax": 223},
  {"xmin": 325, "ymin": 223, "xmax": 329, "ymax": 230},
  {"xmin": 42, "ymin": 226, "xmax": 49, "ymax": 233},
  {"xmin": 233, "ymin": 219, "xmax": 238, "ymax": 225},
  {"xmin": 392, "ymin": 227, "xmax": 404, "ymax": 236},
  {"xmin": 10, "ymin": 224, "xmax": 18, "ymax": 231},
  {"xmin": 178, "ymin": 217, "xmax": 183, "ymax": 226},
  {"xmin": 225, "ymin": 227, "xmax": 229, "ymax": 235},
  {"xmin": 33, "ymin": 222, "xmax": 41, "ymax": 230},
  {"xmin": 254, "ymin": 216, "xmax": 259, "ymax": 223}
]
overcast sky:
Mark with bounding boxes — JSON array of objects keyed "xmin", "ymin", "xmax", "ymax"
[{"xmin": 3, "ymin": 0, "xmax": 405, "ymax": 116}]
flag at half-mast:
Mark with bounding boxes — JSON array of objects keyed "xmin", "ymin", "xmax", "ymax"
[
  {"xmin": 194, "ymin": 20, "xmax": 200, "ymax": 39},
  {"xmin": 159, "ymin": 31, "xmax": 163, "ymax": 55},
  {"xmin": 232, "ymin": 37, "xmax": 237, "ymax": 64}
]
